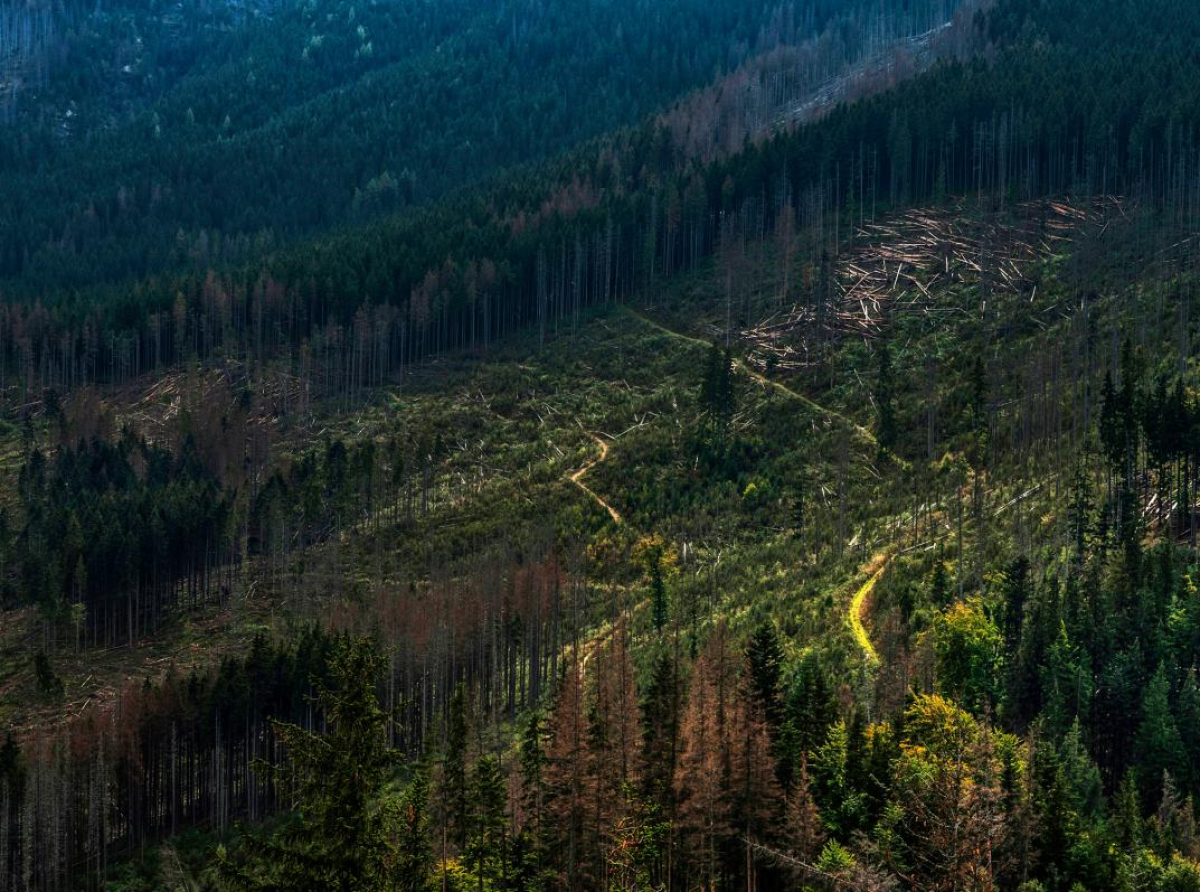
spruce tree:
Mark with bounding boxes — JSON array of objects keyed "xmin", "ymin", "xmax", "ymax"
[
  {"xmin": 787, "ymin": 654, "xmax": 837, "ymax": 756},
  {"xmin": 465, "ymin": 755, "xmax": 508, "ymax": 891},
  {"xmin": 396, "ymin": 765, "xmax": 435, "ymax": 892},
  {"xmin": 648, "ymin": 550, "xmax": 669, "ymax": 633},
  {"xmin": 747, "ymin": 622, "xmax": 785, "ymax": 730},
  {"xmin": 929, "ymin": 559, "xmax": 950, "ymax": 608},
  {"xmin": 791, "ymin": 474, "xmax": 807, "ymax": 539},
  {"xmin": 700, "ymin": 341, "xmax": 721, "ymax": 417},
  {"xmin": 215, "ymin": 636, "xmax": 400, "ymax": 892},
  {"xmin": 1002, "ymin": 556, "xmax": 1031, "ymax": 652},
  {"xmin": 443, "ymin": 683, "xmax": 470, "ymax": 848},
  {"xmin": 1135, "ymin": 665, "xmax": 1188, "ymax": 805},
  {"xmin": 785, "ymin": 754, "xmax": 825, "ymax": 866},
  {"xmin": 515, "ymin": 712, "xmax": 548, "ymax": 890},
  {"xmin": 1111, "ymin": 773, "xmax": 1144, "ymax": 853},
  {"xmin": 641, "ymin": 650, "xmax": 681, "ymax": 808},
  {"xmin": 1068, "ymin": 465, "xmax": 1093, "ymax": 559}
]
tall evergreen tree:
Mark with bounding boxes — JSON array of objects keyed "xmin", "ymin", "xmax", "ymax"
[
  {"xmin": 1135, "ymin": 665, "xmax": 1188, "ymax": 805},
  {"xmin": 215, "ymin": 636, "xmax": 399, "ymax": 892},
  {"xmin": 465, "ymin": 755, "xmax": 508, "ymax": 891},
  {"xmin": 396, "ymin": 765, "xmax": 435, "ymax": 892},
  {"xmin": 443, "ymin": 683, "xmax": 470, "ymax": 849}
]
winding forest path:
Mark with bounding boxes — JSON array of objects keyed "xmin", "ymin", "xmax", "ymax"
[
  {"xmin": 849, "ymin": 553, "xmax": 890, "ymax": 667},
  {"xmin": 622, "ymin": 305, "xmax": 879, "ymax": 449},
  {"xmin": 569, "ymin": 432, "xmax": 622, "ymax": 524},
  {"xmin": 849, "ymin": 480, "xmax": 1052, "ymax": 669},
  {"xmin": 623, "ymin": 304, "xmax": 902, "ymax": 666}
]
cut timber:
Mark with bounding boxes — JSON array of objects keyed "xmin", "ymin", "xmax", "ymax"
[{"xmin": 744, "ymin": 197, "xmax": 1123, "ymax": 370}]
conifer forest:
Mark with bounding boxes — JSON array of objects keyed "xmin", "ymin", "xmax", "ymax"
[{"xmin": 9, "ymin": 0, "xmax": 1200, "ymax": 889}]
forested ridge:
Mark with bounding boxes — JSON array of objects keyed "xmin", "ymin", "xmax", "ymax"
[
  {"xmin": 7, "ymin": 0, "xmax": 1200, "ymax": 890},
  {"xmin": 0, "ymin": 0, "xmax": 942, "ymax": 295}
]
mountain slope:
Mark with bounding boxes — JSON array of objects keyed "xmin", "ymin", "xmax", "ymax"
[{"xmin": 7, "ymin": 0, "xmax": 1200, "ymax": 890}]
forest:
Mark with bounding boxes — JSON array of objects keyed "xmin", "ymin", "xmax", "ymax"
[{"xmin": 6, "ymin": 0, "xmax": 1200, "ymax": 890}]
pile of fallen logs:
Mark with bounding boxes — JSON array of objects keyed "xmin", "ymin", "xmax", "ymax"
[{"xmin": 741, "ymin": 196, "xmax": 1124, "ymax": 370}]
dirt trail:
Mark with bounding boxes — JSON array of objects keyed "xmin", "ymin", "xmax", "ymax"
[
  {"xmin": 848, "ymin": 479, "xmax": 1051, "ymax": 668},
  {"xmin": 623, "ymin": 304, "xmax": 901, "ymax": 665},
  {"xmin": 622, "ymin": 305, "xmax": 879, "ymax": 448},
  {"xmin": 849, "ymin": 553, "xmax": 890, "ymax": 666},
  {"xmin": 569, "ymin": 432, "xmax": 622, "ymax": 524}
]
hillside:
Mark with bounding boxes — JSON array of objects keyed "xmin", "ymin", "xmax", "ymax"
[
  {"xmin": 0, "ymin": 0, "xmax": 960, "ymax": 296},
  {"xmin": 5, "ymin": 1, "xmax": 1200, "ymax": 891}
]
